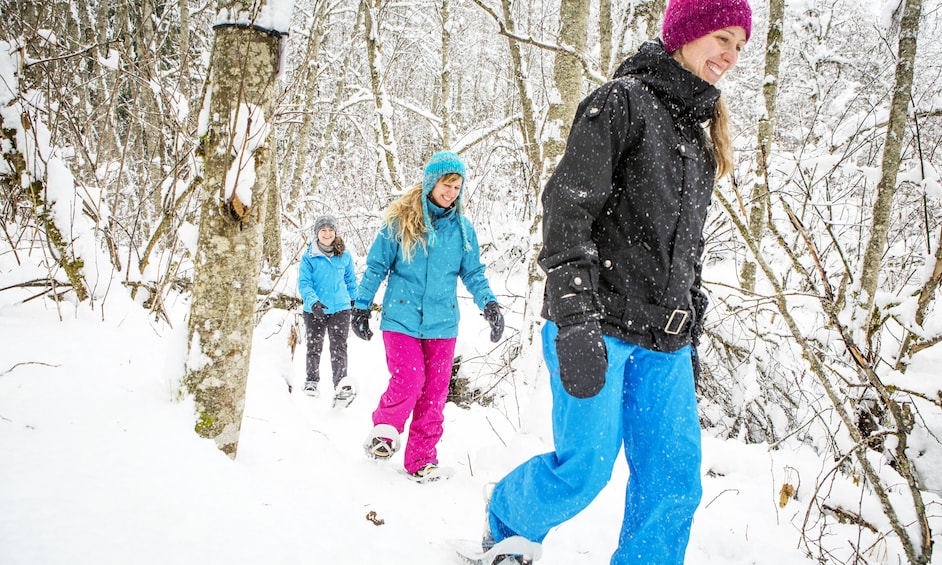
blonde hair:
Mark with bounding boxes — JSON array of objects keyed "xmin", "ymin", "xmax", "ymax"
[
  {"xmin": 383, "ymin": 184, "xmax": 427, "ymax": 261},
  {"xmin": 709, "ymin": 95, "xmax": 733, "ymax": 179}
]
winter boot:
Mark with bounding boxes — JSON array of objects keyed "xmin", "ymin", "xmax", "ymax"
[
  {"xmin": 302, "ymin": 380, "xmax": 319, "ymax": 397},
  {"xmin": 406, "ymin": 463, "xmax": 454, "ymax": 483},
  {"xmin": 480, "ymin": 485, "xmax": 541, "ymax": 564}
]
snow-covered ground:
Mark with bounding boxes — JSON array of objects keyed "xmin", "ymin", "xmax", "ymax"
[{"xmin": 2, "ymin": 285, "xmax": 895, "ymax": 565}]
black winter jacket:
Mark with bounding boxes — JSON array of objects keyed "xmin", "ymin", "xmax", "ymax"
[{"xmin": 539, "ymin": 40, "xmax": 719, "ymax": 352}]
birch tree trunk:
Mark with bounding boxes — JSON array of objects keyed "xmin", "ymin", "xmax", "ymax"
[
  {"xmin": 599, "ymin": 0, "xmax": 613, "ymax": 77},
  {"xmin": 543, "ymin": 0, "xmax": 588, "ymax": 177},
  {"xmin": 856, "ymin": 0, "xmax": 922, "ymax": 344},
  {"xmin": 183, "ymin": 2, "xmax": 283, "ymax": 458},
  {"xmin": 740, "ymin": 0, "xmax": 784, "ymax": 292},
  {"xmin": 262, "ymin": 131, "xmax": 282, "ymax": 271},
  {"xmin": 281, "ymin": 0, "xmax": 329, "ymax": 219},
  {"xmin": 362, "ymin": 0, "xmax": 403, "ymax": 194},
  {"xmin": 499, "ymin": 0, "xmax": 542, "ymax": 204},
  {"xmin": 439, "ymin": 0, "xmax": 454, "ymax": 149}
]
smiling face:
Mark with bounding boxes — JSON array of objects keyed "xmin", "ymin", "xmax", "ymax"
[
  {"xmin": 672, "ymin": 26, "xmax": 747, "ymax": 84},
  {"xmin": 317, "ymin": 227, "xmax": 335, "ymax": 246},
  {"xmin": 428, "ymin": 173, "xmax": 463, "ymax": 209}
]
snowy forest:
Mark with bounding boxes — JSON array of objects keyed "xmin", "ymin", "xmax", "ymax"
[{"xmin": 2, "ymin": 0, "xmax": 942, "ymax": 563}]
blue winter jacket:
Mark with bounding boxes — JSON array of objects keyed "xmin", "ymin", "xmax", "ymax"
[
  {"xmin": 355, "ymin": 202, "xmax": 496, "ymax": 339},
  {"xmin": 298, "ymin": 241, "xmax": 357, "ymax": 315}
]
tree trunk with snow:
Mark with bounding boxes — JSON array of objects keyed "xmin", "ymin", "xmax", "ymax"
[
  {"xmin": 438, "ymin": 0, "xmax": 454, "ymax": 149},
  {"xmin": 362, "ymin": 0, "xmax": 403, "ymax": 195},
  {"xmin": 280, "ymin": 0, "xmax": 330, "ymax": 220},
  {"xmin": 856, "ymin": 0, "xmax": 922, "ymax": 346},
  {"xmin": 543, "ymin": 0, "xmax": 588, "ymax": 177},
  {"xmin": 614, "ymin": 0, "xmax": 664, "ymax": 64},
  {"xmin": 182, "ymin": 5, "xmax": 282, "ymax": 458},
  {"xmin": 739, "ymin": 0, "xmax": 784, "ymax": 292},
  {"xmin": 262, "ymin": 130, "xmax": 282, "ymax": 271},
  {"xmin": 499, "ymin": 0, "xmax": 542, "ymax": 206}
]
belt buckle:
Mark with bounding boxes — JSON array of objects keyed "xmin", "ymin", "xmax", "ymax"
[{"xmin": 664, "ymin": 309, "xmax": 689, "ymax": 335}]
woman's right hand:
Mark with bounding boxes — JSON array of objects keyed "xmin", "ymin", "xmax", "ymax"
[
  {"xmin": 351, "ymin": 308, "xmax": 373, "ymax": 341},
  {"xmin": 555, "ymin": 320, "xmax": 607, "ymax": 398}
]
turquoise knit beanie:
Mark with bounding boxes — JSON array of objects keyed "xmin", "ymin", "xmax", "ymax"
[
  {"xmin": 422, "ymin": 151, "xmax": 466, "ymax": 197},
  {"xmin": 421, "ymin": 151, "xmax": 470, "ymax": 250}
]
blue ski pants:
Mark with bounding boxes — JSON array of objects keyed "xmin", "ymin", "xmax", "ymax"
[{"xmin": 488, "ymin": 321, "xmax": 702, "ymax": 564}]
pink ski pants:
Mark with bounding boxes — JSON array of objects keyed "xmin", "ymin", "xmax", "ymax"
[{"xmin": 373, "ymin": 331, "xmax": 457, "ymax": 474}]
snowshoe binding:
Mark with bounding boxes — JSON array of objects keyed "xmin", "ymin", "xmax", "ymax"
[
  {"xmin": 331, "ymin": 377, "xmax": 357, "ymax": 408},
  {"xmin": 454, "ymin": 536, "xmax": 542, "ymax": 565},
  {"xmin": 302, "ymin": 380, "xmax": 319, "ymax": 397},
  {"xmin": 363, "ymin": 424, "xmax": 400, "ymax": 460},
  {"xmin": 404, "ymin": 463, "xmax": 454, "ymax": 484}
]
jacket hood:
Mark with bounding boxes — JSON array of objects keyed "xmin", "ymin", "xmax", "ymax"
[{"xmin": 613, "ymin": 39, "xmax": 720, "ymax": 124}]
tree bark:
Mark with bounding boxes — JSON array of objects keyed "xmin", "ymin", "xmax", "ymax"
[
  {"xmin": 183, "ymin": 5, "xmax": 283, "ymax": 458},
  {"xmin": 543, "ymin": 0, "xmax": 588, "ymax": 178},
  {"xmin": 857, "ymin": 0, "xmax": 922, "ymax": 345},
  {"xmin": 740, "ymin": 0, "xmax": 784, "ymax": 292},
  {"xmin": 262, "ymin": 130, "xmax": 282, "ymax": 271},
  {"xmin": 598, "ymin": 0, "xmax": 613, "ymax": 77},
  {"xmin": 439, "ymin": 0, "xmax": 454, "ymax": 149},
  {"xmin": 362, "ymin": 0, "xmax": 403, "ymax": 194},
  {"xmin": 499, "ymin": 0, "xmax": 542, "ymax": 205}
]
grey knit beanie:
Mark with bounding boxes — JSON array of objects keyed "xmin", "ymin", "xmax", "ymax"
[{"xmin": 314, "ymin": 214, "xmax": 338, "ymax": 234}]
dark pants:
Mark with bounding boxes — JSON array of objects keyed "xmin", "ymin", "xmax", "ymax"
[{"xmin": 302, "ymin": 309, "xmax": 351, "ymax": 388}]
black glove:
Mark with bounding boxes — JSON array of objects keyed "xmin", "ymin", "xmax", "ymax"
[
  {"xmin": 311, "ymin": 301, "xmax": 326, "ymax": 318},
  {"xmin": 483, "ymin": 302, "xmax": 504, "ymax": 342},
  {"xmin": 690, "ymin": 288, "xmax": 709, "ymax": 385},
  {"xmin": 690, "ymin": 287, "xmax": 709, "ymax": 347},
  {"xmin": 555, "ymin": 321, "xmax": 607, "ymax": 398},
  {"xmin": 351, "ymin": 308, "xmax": 373, "ymax": 341}
]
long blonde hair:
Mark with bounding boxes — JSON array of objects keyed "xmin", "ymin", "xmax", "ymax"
[
  {"xmin": 709, "ymin": 95, "xmax": 733, "ymax": 179},
  {"xmin": 384, "ymin": 184, "xmax": 426, "ymax": 261}
]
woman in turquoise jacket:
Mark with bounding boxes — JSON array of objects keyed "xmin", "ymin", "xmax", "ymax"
[
  {"xmin": 298, "ymin": 214, "xmax": 358, "ymax": 406},
  {"xmin": 351, "ymin": 151, "xmax": 504, "ymax": 482}
]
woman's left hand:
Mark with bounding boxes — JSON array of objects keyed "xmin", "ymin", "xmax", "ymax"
[{"xmin": 483, "ymin": 302, "xmax": 504, "ymax": 342}]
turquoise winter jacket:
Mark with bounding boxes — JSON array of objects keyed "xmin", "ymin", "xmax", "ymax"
[
  {"xmin": 355, "ymin": 202, "xmax": 496, "ymax": 339},
  {"xmin": 298, "ymin": 242, "xmax": 357, "ymax": 315}
]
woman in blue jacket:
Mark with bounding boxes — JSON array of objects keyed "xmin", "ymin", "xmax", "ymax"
[
  {"xmin": 298, "ymin": 214, "xmax": 358, "ymax": 406},
  {"xmin": 351, "ymin": 151, "xmax": 504, "ymax": 482}
]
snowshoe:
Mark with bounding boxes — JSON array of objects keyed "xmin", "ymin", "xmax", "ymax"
[
  {"xmin": 453, "ymin": 536, "xmax": 542, "ymax": 565},
  {"xmin": 404, "ymin": 463, "xmax": 454, "ymax": 484},
  {"xmin": 363, "ymin": 424, "xmax": 400, "ymax": 460},
  {"xmin": 331, "ymin": 377, "xmax": 357, "ymax": 408}
]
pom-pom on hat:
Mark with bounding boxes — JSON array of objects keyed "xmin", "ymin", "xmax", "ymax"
[
  {"xmin": 420, "ymin": 151, "xmax": 470, "ymax": 251},
  {"xmin": 314, "ymin": 214, "xmax": 338, "ymax": 234},
  {"xmin": 661, "ymin": 0, "xmax": 752, "ymax": 53}
]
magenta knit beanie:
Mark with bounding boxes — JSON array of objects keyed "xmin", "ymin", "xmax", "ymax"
[{"xmin": 661, "ymin": 0, "xmax": 752, "ymax": 53}]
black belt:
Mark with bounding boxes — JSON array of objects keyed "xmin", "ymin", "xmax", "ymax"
[{"xmin": 602, "ymin": 293, "xmax": 691, "ymax": 336}]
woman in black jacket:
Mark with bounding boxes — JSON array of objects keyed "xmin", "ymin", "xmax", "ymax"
[{"xmin": 480, "ymin": 0, "xmax": 752, "ymax": 563}]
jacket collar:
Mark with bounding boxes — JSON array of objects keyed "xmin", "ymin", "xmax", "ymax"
[
  {"xmin": 613, "ymin": 39, "xmax": 720, "ymax": 124},
  {"xmin": 427, "ymin": 197, "xmax": 457, "ymax": 221}
]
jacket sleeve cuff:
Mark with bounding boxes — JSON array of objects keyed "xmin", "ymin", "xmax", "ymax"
[{"xmin": 545, "ymin": 264, "xmax": 601, "ymax": 326}]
